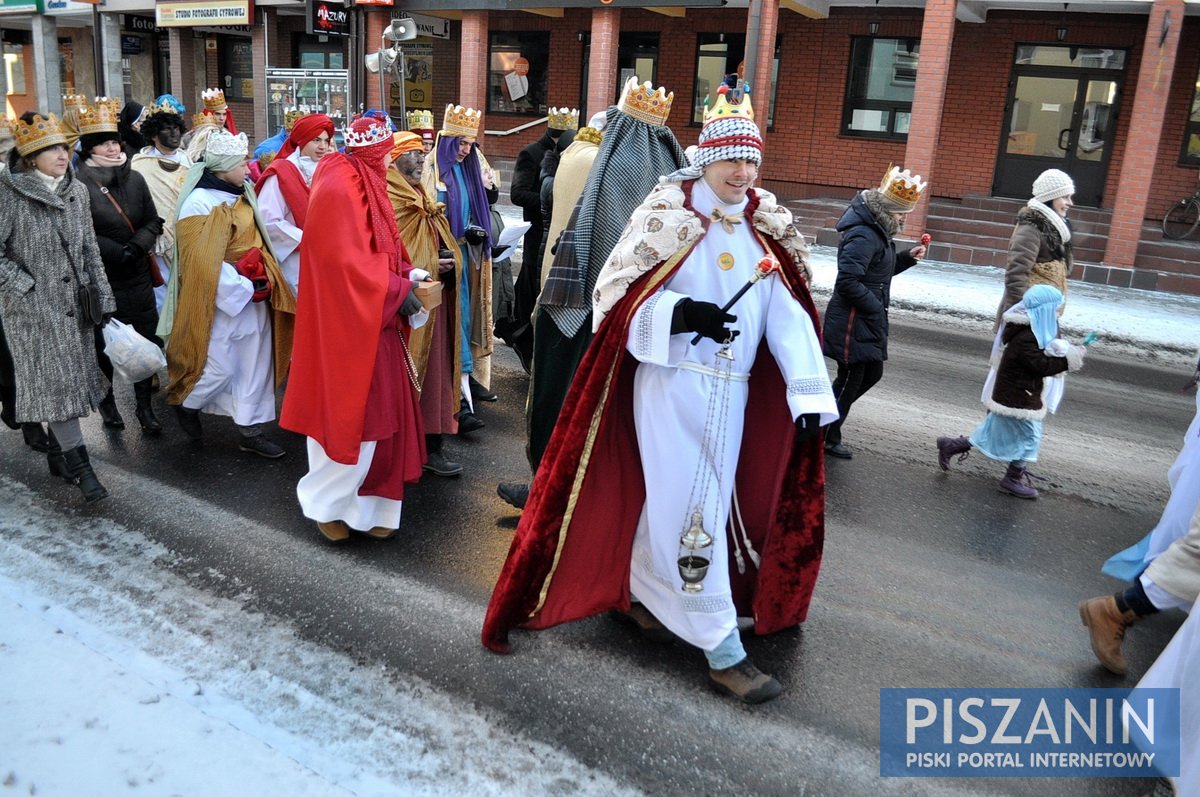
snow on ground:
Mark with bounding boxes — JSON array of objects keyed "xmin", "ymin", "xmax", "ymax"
[{"xmin": 0, "ymin": 477, "xmax": 640, "ymax": 797}]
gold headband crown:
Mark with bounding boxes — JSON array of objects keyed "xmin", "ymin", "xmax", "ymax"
[
  {"xmin": 14, "ymin": 113, "xmax": 68, "ymax": 157},
  {"xmin": 878, "ymin": 164, "xmax": 927, "ymax": 211},
  {"xmin": 62, "ymin": 94, "xmax": 90, "ymax": 114},
  {"xmin": 283, "ymin": 109, "xmax": 305, "ymax": 131},
  {"xmin": 547, "ymin": 107, "xmax": 579, "ymax": 131},
  {"xmin": 574, "ymin": 126, "xmax": 602, "ymax": 146},
  {"xmin": 147, "ymin": 97, "xmax": 179, "ymax": 116},
  {"xmin": 617, "ymin": 78, "xmax": 674, "ymax": 127},
  {"xmin": 407, "ymin": 109, "xmax": 434, "ymax": 131},
  {"xmin": 202, "ymin": 88, "xmax": 227, "ymax": 111},
  {"xmin": 74, "ymin": 97, "xmax": 121, "ymax": 137},
  {"xmin": 441, "ymin": 104, "xmax": 481, "ymax": 139},
  {"xmin": 193, "ymin": 111, "xmax": 220, "ymax": 130}
]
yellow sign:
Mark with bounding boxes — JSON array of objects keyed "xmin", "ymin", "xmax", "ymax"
[{"xmin": 156, "ymin": 0, "xmax": 253, "ymax": 28}]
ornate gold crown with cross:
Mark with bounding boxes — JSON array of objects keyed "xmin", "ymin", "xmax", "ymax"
[
  {"xmin": 617, "ymin": 78, "xmax": 674, "ymax": 127},
  {"xmin": 13, "ymin": 113, "xmax": 68, "ymax": 157},
  {"xmin": 75, "ymin": 97, "xmax": 121, "ymax": 136},
  {"xmin": 703, "ymin": 86, "xmax": 755, "ymax": 127},
  {"xmin": 283, "ymin": 109, "xmax": 305, "ymax": 131},
  {"xmin": 877, "ymin": 164, "xmax": 927, "ymax": 211},
  {"xmin": 547, "ymin": 107, "xmax": 579, "ymax": 131},
  {"xmin": 202, "ymin": 88, "xmax": 227, "ymax": 112},
  {"xmin": 441, "ymin": 104, "xmax": 481, "ymax": 139},
  {"xmin": 407, "ymin": 109, "xmax": 434, "ymax": 131}
]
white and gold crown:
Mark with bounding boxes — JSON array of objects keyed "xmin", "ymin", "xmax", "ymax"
[
  {"xmin": 344, "ymin": 118, "xmax": 392, "ymax": 149},
  {"xmin": 407, "ymin": 109, "xmax": 434, "ymax": 131},
  {"xmin": 547, "ymin": 107, "xmax": 579, "ymax": 131},
  {"xmin": 204, "ymin": 128, "xmax": 248, "ymax": 159},
  {"xmin": 193, "ymin": 111, "xmax": 220, "ymax": 130},
  {"xmin": 75, "ymin": 97, "xmax": 121, "ymax": 136},
  {"xmin": 441, "ymin": 104, "xmax": 481, "ymax": 139},
  {"xmin": 878, "ymin": 164, "xmax": 927, "ymax": 212},
  {"xmin": 13, "ymin": 113, "xmax": 68, "ymax": 157},
  {"xmin": 202, "ymin": 88, "xmax": 227, "ymax": 112},
  {"xmin": 617, "ymin": 78, "xmax": 674, "ymax": 127},
  {"xmin": 147, "ymin": 97, "xmax": 179, "ymax": 117}
]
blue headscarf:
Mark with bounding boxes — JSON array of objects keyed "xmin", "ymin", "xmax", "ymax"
[
  {"xmin": 1020, "ymin": 284, "xmax": 1062, "ymax": 349},
  {"xmin": 435, "ymin": 134, "xmax": 491, "ymax": 244}
]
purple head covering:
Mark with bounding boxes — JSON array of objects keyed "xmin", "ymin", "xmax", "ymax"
[{"xmin": 436, "ymin": 134, "xmax": 492, "ymax": 245}]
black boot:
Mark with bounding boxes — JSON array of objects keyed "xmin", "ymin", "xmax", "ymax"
[
  {"xmin": 62, "ymin": 444, "xmax": 108, "ymax": 502},
  {"xmin": 46, "ymin": 430, "xmax": 74, "ymax": 483},
  {"xmin": 422, "ymin": 434, "xmax": 463, "ymax": 476},
  {"xmin": 98, "ymin": 389, "xmax": 125, "ymax": 429},
  {"xmin": 22, "ymin": 422, "xmax": 50, "ymax": 452},
  {"xmin": 133, "ymin": 379, "xmax": 162, "ymax": 435}
]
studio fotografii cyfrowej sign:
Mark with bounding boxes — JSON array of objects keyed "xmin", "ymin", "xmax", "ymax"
[
  {"xmin": 307, "ymin": 0, "xmax": 349, "ymax": 38},
  {"xmin": 880, "ymin": 688, "xmax": 1181, "ymax": 779},
  {"xmin": 156, "ymin": 0, "xmax": 253, "ymax": 28}
]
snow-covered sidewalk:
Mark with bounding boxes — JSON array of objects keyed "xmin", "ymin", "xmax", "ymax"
[{"xmin": 0, "ymin": 477, "xmax": 638, "ymax": 797}]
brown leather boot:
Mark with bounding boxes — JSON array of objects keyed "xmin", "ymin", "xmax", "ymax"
[
  {"xmin": 708, "ymin": 658, "xmax": 783, "ymax": 704},
  {"xmin": 1078, "ymin": 595, "xmax": 1138, "ymax": 675},
  {"xmin": 316, "ymin": 520, "xmax": 350, "ymax": 543},
  {"xmin": 364, "ymin": 526, "xmax": 397, "ymax": 540}
]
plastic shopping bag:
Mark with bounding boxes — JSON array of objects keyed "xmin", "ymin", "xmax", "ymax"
[{"xmin": 102, "ymin": 319, "xmax": 166, "ymax": 383}]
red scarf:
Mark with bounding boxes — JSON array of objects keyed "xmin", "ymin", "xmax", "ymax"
[{"xmin": 255, "ymin": 157, "xmax": 311, "ymax": 229}]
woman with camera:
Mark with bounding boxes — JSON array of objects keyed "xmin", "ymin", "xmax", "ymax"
[{"xmin": 0, "ymin": 112, "xmax": 116, "ymax": 502}]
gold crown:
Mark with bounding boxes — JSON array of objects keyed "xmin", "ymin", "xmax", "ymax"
[
  {"xmin": 147, "ymin": 97, "xmax": 179, "ymax": 116},
  {"xmin": 193, "ymin": 111, "xmax": 220, "ymax": 130},
  {"xmin": 407, "ymin": 109, "xmax": 434, "ymax": 131},
  {"xmin": 13, "ymin": 113, "xmax": 68, "ymax": 157},
  {"xmin": 202, "ymin": 88, "xmax": 227, "ymax": 112},
  {"xmin": 283, "ymin": 109, "xmax": 305, "ymax": 131},
  {"xmin": 547, "ymin": 106, "xmax": 579, "ymax": 131},
  {"xmin": 442, "ymin": 104, "xmax": 481, "ymax": 139},
  {"xmin": 74, "ymin": 97, "xmax": 121, "ymax": 136},
  {"xmin": 617, "ymin": 78, "xmax": 674, "ymax": 127},
  {"xmin": 878, "ymin": 164, "xmax": 928, "ymax": 212},
  {"xmin": 703, "ymin": 86, "xmax": 755, "ymax": 126},
  {"xmin": 574, "ymin": 126, "xmax": 602, "ymax": 146},
  {"xmin": 62, "ymin": 94, "xmax": 90, "ymax": 114}
]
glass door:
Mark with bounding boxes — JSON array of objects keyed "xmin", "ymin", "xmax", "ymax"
[{"xmin": 993, "ymin": 46, "xmax": 1124, "ymax": 206}]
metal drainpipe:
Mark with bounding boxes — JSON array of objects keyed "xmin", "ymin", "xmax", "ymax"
[
  {"xmin": 93, "ymin": 4, "xmax": 105, "ymax": 95},
  {"xmin": 742, "ymin": 0, "xmax": 763, "ymax": 93}
]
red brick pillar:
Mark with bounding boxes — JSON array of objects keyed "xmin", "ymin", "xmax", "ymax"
[
  {"xmin": 1103, "ymin": 0, "xmax": 1185, "ymax": 272},
  {"xmin": 460, "ymin": 10, "xmax": 488, "ymax": 122},
  {"xmin": 749, "ymin": 0, "xmax": 778, "ymax": 148},
  {"xmin": 586, "ymin": 8, "xmax": 620, "ymax": 121},
  {"xmin": 902, "ymin": 0, "xmax": 956, "ymax": 236},
  {"xmin": 364, "ymin": 12, "xmax": 385, "ymax": 111}
]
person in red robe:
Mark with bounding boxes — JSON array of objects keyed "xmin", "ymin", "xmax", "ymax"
[{"xmin": 280, "ymin": 115, "xmax": 426, "ymax": 543}]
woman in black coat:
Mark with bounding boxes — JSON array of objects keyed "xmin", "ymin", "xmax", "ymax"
[
  {"xmin": 821, "ymin": 170, "xmax": 927, "ymax": 459},
  {"xmin": 76, "ymin": 128, "xmax": 165, "ymax": 433}
]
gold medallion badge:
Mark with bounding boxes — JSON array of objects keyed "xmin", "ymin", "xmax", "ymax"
[{"xmin": 717, "ymin": 252, "xmax": 735, "ymax": 271}]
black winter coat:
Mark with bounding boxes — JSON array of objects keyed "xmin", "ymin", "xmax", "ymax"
[
  {"xmin": 821, "ymin": 193, "xmax": 917, "ymax": 364},
  {"xmin": 75, "ymin": 161, "xmax": 163, "ymax": 342}
]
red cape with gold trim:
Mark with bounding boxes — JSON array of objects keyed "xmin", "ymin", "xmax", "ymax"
[{"xmin": 482, "ymin": 187, "xmax": 827, "ymax": 653}]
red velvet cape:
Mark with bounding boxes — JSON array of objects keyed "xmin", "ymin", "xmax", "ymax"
[
  {"xmin": 255, "ymin": 158, "xmax": 310, "ymax": 229},
  {"xmin": 280, "ymin": 154, "xmax": 415, "ymax": 465},
  {"xmin": 481, "ymin": 187, "xmax": 827, "ymax": 653}
]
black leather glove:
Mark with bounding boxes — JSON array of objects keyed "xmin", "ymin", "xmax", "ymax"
[
  {"xmin": 146, "ymin": 216, "xmax": 165, "ymax": 237},
  {"xmin": 128, "ymin": 227, "xmax": 158, "ymax": 257},
  {"xmin": 794, "ymin": 413, "xmax": 822, "ymax": 442},
  {"xmin": 672, "ymin": 298, "xmax": 739, "ymax": 343},
  {"xmin": 400, "ymin": 285, "xmax": 424, "ymax": 316}
]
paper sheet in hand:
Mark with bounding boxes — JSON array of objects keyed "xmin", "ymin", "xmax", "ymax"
[{"xmin": 492, "ymin": 221, "xmax": 531, "ymax": 262}]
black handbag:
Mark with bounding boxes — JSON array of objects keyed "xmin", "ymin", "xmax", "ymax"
[{"xmin": 76, "ymin": 283, "xmax": 104, "ymax": 326}]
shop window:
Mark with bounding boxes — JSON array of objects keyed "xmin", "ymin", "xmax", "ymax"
[
  {"xmin": 220, "ymin": 38, "xmax": 255, "ymax": 102},
  {"xmin": 488, "ymin": 31, "xmax": 549, "ymax": 115},
  {"xmin": 1182, "ymin": 65, "xmax": 1200, "ymax": 166},
  {"xmin": 3, "ymin": 43, "xmax": 25, "ymax": 95},
  {"xmin": 842, "ymin": 36, "xmax": 920, "ymax": 140},
  {"xmin": 690, "ymin": 33, "xmax": 781, "ymax": 129},
  {"xmin": 297, "ymin": 35, "xmax": 344, "ymax": 70}
]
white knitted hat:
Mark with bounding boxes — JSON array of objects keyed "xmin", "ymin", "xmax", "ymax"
[{"xmin": 1032, "ymin": 169, "xmax": 1075, "ymax": 203}]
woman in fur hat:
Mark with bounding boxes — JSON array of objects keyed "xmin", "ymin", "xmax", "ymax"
[
  {"xmin": 994, "ymin": 168, "xmax": 1075, "ymax": 329},
  {"xmin": 937, "ymin": 285, "xmax": 1085, "ymax": 499}
]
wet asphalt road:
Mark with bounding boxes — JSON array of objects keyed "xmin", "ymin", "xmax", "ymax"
[{"xmin": 1, "ymin": 314, "xmax": 1191, "ymax": 797}]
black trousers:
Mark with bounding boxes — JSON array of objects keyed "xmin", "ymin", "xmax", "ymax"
[
  {"xmin": 526, "ymin": 305, "xmax": 592, "ymax": 474},
  {"xmin": 824, "ymin": 360, "xmax": 885, "ymax": 446}
]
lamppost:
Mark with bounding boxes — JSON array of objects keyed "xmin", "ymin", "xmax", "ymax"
[{"xmin": 364, "ymin": 18, "xmax": 416, "ymax": 127}]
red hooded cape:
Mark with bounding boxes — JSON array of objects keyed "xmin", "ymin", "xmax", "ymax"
[
  {"xmin": 481, "ymin": 188, "xmax": 827, "ymax": 653},
  {"xmin": 280, "ymin": 154, "xmax": 423, "ymax": 486}
]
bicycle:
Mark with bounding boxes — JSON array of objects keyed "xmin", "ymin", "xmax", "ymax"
[{"xmin": 1161, "ymin": 181, "xmax": 1200, "ymax": 240}]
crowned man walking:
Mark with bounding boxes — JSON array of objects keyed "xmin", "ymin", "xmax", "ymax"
[{"xmin": 483, "ymin": 86, "xmax": 838, "ymax": 704}]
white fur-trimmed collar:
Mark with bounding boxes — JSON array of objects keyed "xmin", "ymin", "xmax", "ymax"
[{"xmin": 1025, "ymin": 198, "xmax": 1071, "ymax": 243}]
